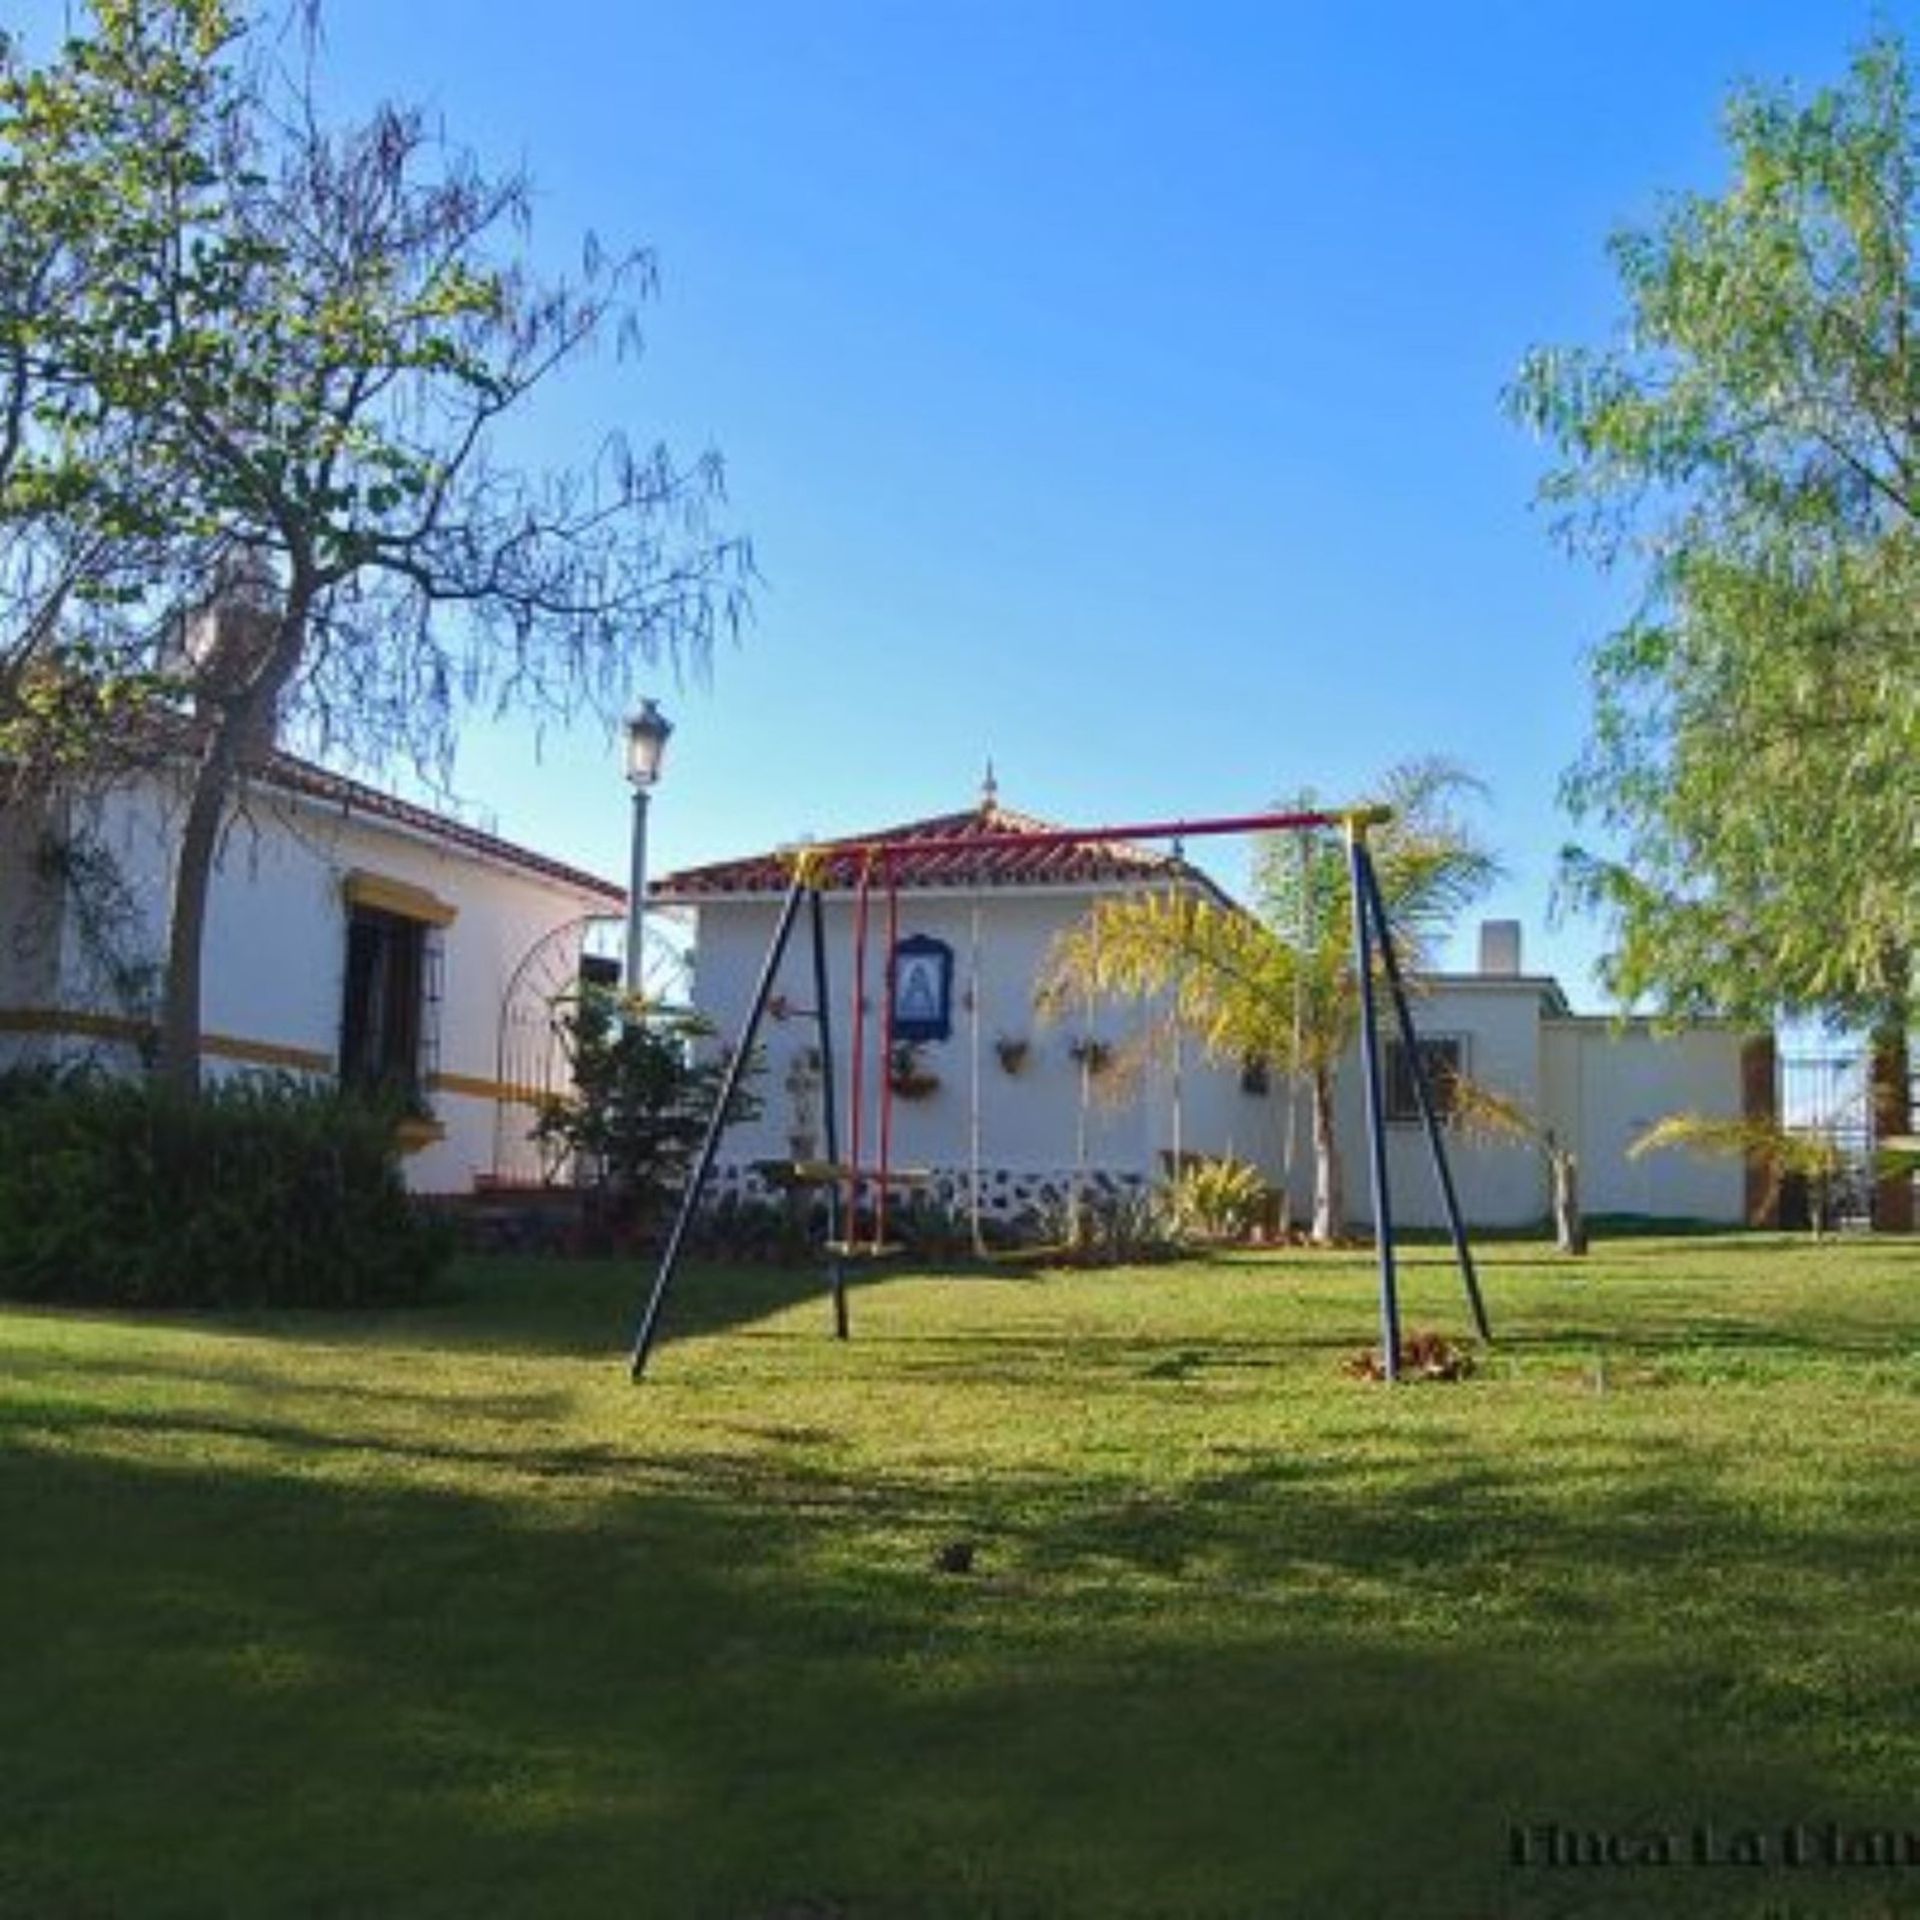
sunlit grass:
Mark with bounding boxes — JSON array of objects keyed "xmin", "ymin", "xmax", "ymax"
[{"xmin": 2, "ymin": 1235, "xmax": 1917, "ymax": 1917}]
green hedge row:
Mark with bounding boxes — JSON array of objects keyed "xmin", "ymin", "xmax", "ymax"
[{"xmin": 0, "ymin": 1068, "xmax": 451, "ymax": 1309}]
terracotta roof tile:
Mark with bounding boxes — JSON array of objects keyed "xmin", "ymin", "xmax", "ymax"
[
  {"xmin": 261, "ymin": 753, "xmax": 624, "ymax": 906},
  {"xmin": 654, "ymin": 799, "xmax": 1222, "ymax": 901},
  {"xmin": 9, "ymin": 710, "xmax": 625, "ymax": 905}
]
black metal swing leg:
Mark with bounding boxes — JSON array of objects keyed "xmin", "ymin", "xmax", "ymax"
[
  {"xmin": 629, "ymin": 877, "xmax": 809, "ymax": 1381},
  {"xmin": 1347, "ymin": 831, "xmax": 1403, "ymax": 1382},
  {"xmin": 1354, "ymin": 844, "xmax": 1493, "ymax": 1344}
]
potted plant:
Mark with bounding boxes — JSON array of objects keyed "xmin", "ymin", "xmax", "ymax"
[
  {"xmin": 1068, "ymin": 1036, "xmax": 1112, "ymax": 1076},
  {"xmin": 888, "ymin": 1041, "xmax": 940, "ymax": 1099}
]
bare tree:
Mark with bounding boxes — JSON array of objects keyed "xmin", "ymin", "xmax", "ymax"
[{"xmin": 1, "ymin": 2, "xmax": 750, "ymax": 1087}]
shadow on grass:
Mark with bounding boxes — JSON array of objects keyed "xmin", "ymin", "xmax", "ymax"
[{"xmin": 2, "ymin": 1388, "xmax": 1915, "ymax": 1918}]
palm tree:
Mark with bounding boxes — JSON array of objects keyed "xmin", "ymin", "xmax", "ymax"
[
  {"xmin": 1449, "ymin": 1078, "xmax": 1588, "ymax": 1254},
  {"xmin": 1038, "ymin": 759, "xmax": 1500, "ymax": 1242}
]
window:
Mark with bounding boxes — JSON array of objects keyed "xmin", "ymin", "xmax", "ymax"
[
  {"xmin": 339, "ymin": 903, "xmax": 442, "ymax": 1107},
  {"xmin": 1384, "ymin": 1035, "xmax": 1464, "ymax": 1124}
]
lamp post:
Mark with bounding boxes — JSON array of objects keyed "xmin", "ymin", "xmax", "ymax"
[{"xmin": 623, "ymin": 698, "xmax": 673, "ymax": 995}]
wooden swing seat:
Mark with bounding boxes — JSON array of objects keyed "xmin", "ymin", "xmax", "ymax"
[
  {"xmin": 786, "ymin": 1160, "xmax": 934, "ymax": 1189},
  {"xmin": 823, "ymin": 1240, "xmax": 906, "ymax": 1261}
]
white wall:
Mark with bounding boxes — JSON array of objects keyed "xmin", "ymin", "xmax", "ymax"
[
  {"xmin": 1542, "ymin": 1019, "xmax": 1748, "ymax": 1221},
  {"xmin": 1332, "ymin": 979, "xmax": 1553, "ymax": 1232},
  {"xmin": 683, "ymin": 892, "xmax": 1758, "ymax": 1233},
  {"xmin": 2, "ymin": 772, "xmax": 617, "ymax": 1193},
  {"xmin": 682, "ymin": 886, "xmax": 1277, "ymax": 1191}
]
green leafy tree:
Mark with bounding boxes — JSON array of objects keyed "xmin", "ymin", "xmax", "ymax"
[
  {"xmin": 1510, "ymin": 33, "xmax": 1920, "ymax": 1041},
  {"xmin": 1040, "ymin": 759, "xmax": 1499, "ymax": 1243},
  {"xmin": 533, "ymin": 991, "xmax": 761, "ymax": 1241},
  {"xmin": 0, "ymin": 1, "xmax": 749, "ymax": 1090},
  {"xmin": 0, "ymin": 14, "xmax": 183, "ymax": 796}
]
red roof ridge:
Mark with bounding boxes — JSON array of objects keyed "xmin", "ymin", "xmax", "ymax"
[{"xmin": 656, "ymin": 796, "xmax": 1215, "ymax": 900}]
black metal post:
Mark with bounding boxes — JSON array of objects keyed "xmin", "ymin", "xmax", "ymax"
[
  {"xmin": 1355, "ymin": 850, "xmax": 1493, "ymax": 1342},
  {"xmin": 1347, "ymin": 829, "xmax": 1402, "ymax": 1382},
  {"xmin": 809, "ymin": 886, "xmax": 850, "ymax": 1339},
  {"xmin": 630, "ymin": 876, "xmax": 809, "ymax": 1380}
]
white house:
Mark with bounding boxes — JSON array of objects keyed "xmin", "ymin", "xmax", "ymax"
[
  {"xmin": 654, "ymin": 787, "xmax": 1770, "ymax": 1235},
  {"xmin": 0, "ymin": 749, "xmax": 625, "ymax": 1193}
]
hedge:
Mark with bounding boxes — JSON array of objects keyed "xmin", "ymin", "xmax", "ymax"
[{"xmin": 0, "ymin": 1067, "xmax": 450, "ymax": 1309}]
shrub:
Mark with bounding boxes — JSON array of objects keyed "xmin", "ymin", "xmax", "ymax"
[
  {"xmin": 1029, "ymin": 1183, "xmax": 1178, "ymax": 1265},
  {"xmin": 687, "ymin": 1193, "xmax": 819, "ymax": 1266},
  {"xmin": 887, "ymin": 1192, "xmax": 974, "ymax": 1259},
  {"xmin": 1164, "ymin": 1154, "xmax": 1274, "ymax": 1242},
  {"xmin": 0, "ymin": 1067, "xmax": 450, "ymax": 1309},
  {"xmin": 532, "ymin": 988, "xmax": 761, "ymax": 1242}
]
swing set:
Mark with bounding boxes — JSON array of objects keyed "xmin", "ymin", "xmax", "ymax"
[{"xmin": 628, "ymin": 803, "xmax": 1492, "ymax": 1384}]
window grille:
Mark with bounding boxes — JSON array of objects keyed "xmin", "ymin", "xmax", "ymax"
[
  {"xmin": 1384, "ymin": 1035, "xmax": 1464, "ymax": 1124},
  {"xmin": 339, "ymin": 904, "xmax": 438, "ymax": 1113}
]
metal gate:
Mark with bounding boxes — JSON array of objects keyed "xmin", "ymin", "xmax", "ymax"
[
  {"xmin": 1777, "ymin": 1049, "xmax": 1875, "ymax": 1229},
  {"xmin": 489, "ymin": 911, "xmax": 693, "ymax": 1185}
]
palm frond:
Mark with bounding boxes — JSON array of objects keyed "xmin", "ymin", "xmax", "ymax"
[
  {"xmin": 1630, "ymin": 1112, "xmax": 1841, "ymax": 1178},
  {"xmin": 1447, "ymin": 1075, "xmax": 1546, "ymax": 1150},
  {"xmin": 1037, "ymin": 892, "xmax": 1322, "ymax": 1067}
]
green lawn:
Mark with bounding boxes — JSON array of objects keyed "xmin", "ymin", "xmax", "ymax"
[{"xmin": 2, "ymin": 1237, "xmax": 1917, "ymax": 1919}]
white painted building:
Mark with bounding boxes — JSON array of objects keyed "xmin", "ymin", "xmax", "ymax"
[
  {"xmin": 0, "ymin": 752, "xmax": 624, "ymax": 1193},
  {"xmin": 656, "ymin": 794, "xmax": 1767, "ymax": 1234}
]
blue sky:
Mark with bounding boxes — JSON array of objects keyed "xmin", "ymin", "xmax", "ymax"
[{"xmin": 29, "ymin": 1, "xmax": 1909, "ymax": 998}]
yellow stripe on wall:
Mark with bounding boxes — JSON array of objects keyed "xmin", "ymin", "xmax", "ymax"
[
  {"xmin": 0, "ymin": 1010, "xmax": 562, "ymax": 1108},
  {"xmin": 0, "ymin": 1007, "xmax": 331, "ymax": 1074}
]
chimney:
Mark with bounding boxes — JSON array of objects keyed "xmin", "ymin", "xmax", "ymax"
[{"xmin": 1478, "ymin": 919, "xmax": 1522, "ymax": 977}]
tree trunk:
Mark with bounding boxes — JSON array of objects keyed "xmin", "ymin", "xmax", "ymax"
[
  {"xmin": 153, "ymin": 594, "xmax": 306, "ymax": 1095},
  {"xmin": 1549, "ymin": 1143, "xmax": 1587, "ymax": 1256},
  {"xmin": 1310, "ymin": 1065, "xmax": 1341, "ymax": 1244},
  {"xmin": 1870, "ymin": 1022, "xmax": 1912, "ymax": 1232},
  {"xmin": 153, "ymin": 729, "xmax": 240, "ymax": 1095}
]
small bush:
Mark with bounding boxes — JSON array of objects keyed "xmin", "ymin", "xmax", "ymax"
[
  {"xmin": 0, "ymin": 1067, "xmax": 450, "ymax": 1309},
  {"xmin": 888, "ymin": 1192, "xmax": 975, "ymax": 1259},
  {"xmin": 688, "ymin": 1193, "xmax": 820, "ymax": 1266},
  {"xmin": 1164, "ymin": 1154, "xmax": 1275, "ymax": 1242},
  {"xmin": 1029, "ymin": 1184, "xmax": 1178, "ymax": 1265},
  {"xmin": 532, "ymin": 990, "xmax": 761, "ymax": 1241}
]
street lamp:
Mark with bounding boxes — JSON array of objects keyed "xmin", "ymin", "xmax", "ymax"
[{"xmin": 623, "ymin": 698, "xmax": 673, "ymax": 994}]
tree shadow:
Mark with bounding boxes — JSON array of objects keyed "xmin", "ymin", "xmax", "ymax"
[{"xmin": 2, "ymin": 1384, "xmax": 1913, "ymax": 1918}]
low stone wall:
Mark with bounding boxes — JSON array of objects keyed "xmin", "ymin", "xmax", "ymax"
[{"xmin": 705, "ymin": 1158, "xmax": 1151, "ymax": 1242}]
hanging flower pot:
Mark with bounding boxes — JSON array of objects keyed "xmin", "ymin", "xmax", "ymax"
[
  {"xmin": 1068, "ymin": 1037, "xmax": 1112, "ymax": 1076},
  {"xmin": 888, "ymin": 1042, "xmax": 941, "ymax": 1100}
]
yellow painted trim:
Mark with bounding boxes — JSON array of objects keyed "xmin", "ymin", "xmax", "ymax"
[
  {"xmin": 0, "ymin": 1006, "xmax": 139, "ymax": 1043},
  {"xmin": 0, "ymin": 1007, "xmax": 330, "ymax": 1074},
  {"xmin": 342, "ymin": 869, "xmax": 458, "ymax": 928},
  {"xmin": 428, "ymin": 1069, "xmax": 553, "ymax": 1109},
  {"xmin": 786, "ymin": 845, "xmax": 830, "ymax": 887},
  {"xmin": 394, "ymin": 1115, "xmax": 448, "ymax": 1154},
  {"xmin": 1339, "ymin": 805, "xmax": 1395, "ymax": 842},
  {"xmin": 206, "ymin": 1032, "xmax": 333, "ymax": 1073}
]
